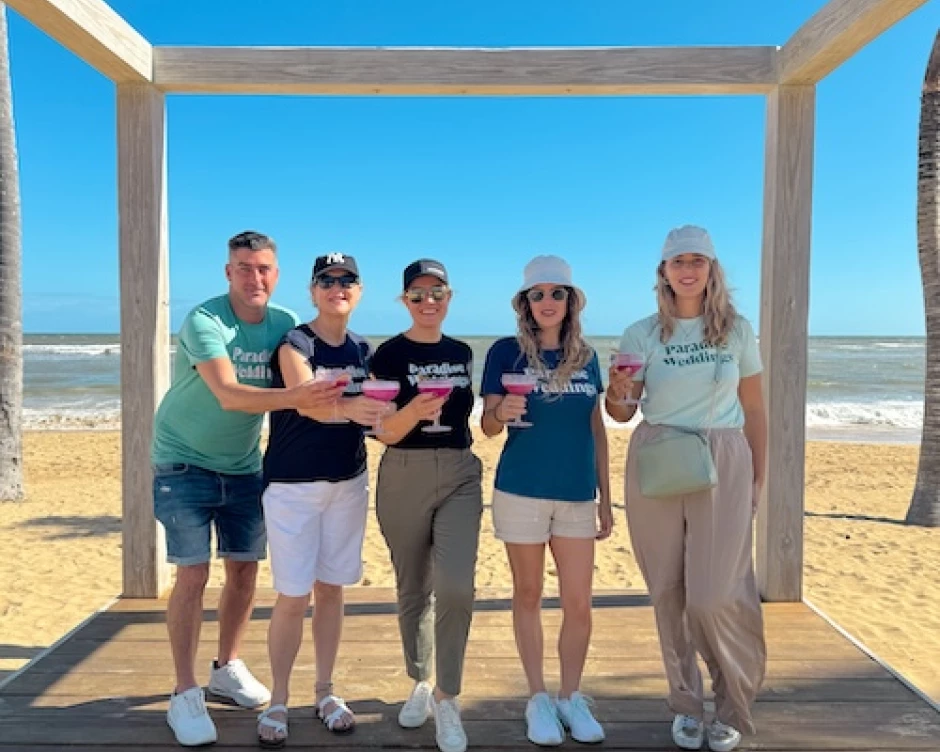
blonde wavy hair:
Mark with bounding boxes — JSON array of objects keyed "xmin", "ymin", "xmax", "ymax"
[
  {"xmin": 655, "ymin": 257, "xmax": 737, "ymax": 345},
  {"xmin": 511, "ymin": 287, "xmax": 593, "ymax": 391}
]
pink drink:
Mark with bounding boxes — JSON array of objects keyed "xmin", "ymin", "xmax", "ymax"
[
  {"xmin": 362, "ymin": 380, "xmax": 400, "ymax": 402},
  {"xmin": 313, "ymin": 367, "xmax": 350, "ymax": 423},
  {"xmin": 610, "ymin": 352, "xmax": 642, "ymax": 405},
  {"xmin": 500, "ymin": 373, "xmax": 538, "ymax": 428},
  {"xmin": 362, "ymin": 379, "xmax": 400, "ymax": 436},
  {"xmin": 417, "ymin": 378, "xmax": 455, "ymax": 433},
  {"xmin": 612, "ymin": 352, "xmax": 644, "ymax": 376},
  {"xmin": 418, "ymin": 382, "xmax": 454, "ymax": 399}
]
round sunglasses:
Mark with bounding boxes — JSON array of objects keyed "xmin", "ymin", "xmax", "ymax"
[
  {"xmin": 526, "ymin": 286, "xmax": 569, "ymax": 303},
  {"xmin": 405, "ymin": 284, "xmax": 450, "ymax": 304}
]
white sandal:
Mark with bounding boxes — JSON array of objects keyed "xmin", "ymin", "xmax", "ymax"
[
  {"xmin": 257, "ymin": 704, "xmax": 289, "ymax": 749},
  {"xmin": 317, "ymin": 694, "xmax": 356, "ymax": 734}
]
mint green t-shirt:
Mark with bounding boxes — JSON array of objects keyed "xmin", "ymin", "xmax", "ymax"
[
  {"xmin": 618, "ymin": 314, "xmax": 762, "ymax": 430},
  {"xmin": 151, "ymin": 295, "xmax": 300, "ymax": 474}
]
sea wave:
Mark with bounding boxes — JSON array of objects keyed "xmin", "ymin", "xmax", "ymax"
[
  {"xmin": 24, "ymin": 344, "xmax": 122, "ymax": 357},
  {"xmin": 806, "ymin": 400, "xmax": 922, "ymax": 429}
]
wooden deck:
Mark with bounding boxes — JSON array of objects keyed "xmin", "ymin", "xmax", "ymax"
[{"xmin": 0, "ymin": 588, "xmax": 937, "ymax": 750}]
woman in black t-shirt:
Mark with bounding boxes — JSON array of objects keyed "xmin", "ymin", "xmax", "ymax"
[
  {"xmin": 257, "ymin": 254, "xmax": 386, "ymax": 747},
  {"xmin": 370, "ymin": 259, "xmax": 482, "ymax": 752}
]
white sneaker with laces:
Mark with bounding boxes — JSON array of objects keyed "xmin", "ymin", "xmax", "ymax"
[
  {"xmin": 672, "ymin": 714, "xmax": 705, "ymax": 750},
  {"xmin": 555, "ymin": 691, "xmax": 605, "ymax": 743},
  {"xmin": 167, "ymin": 686, "xmax": 217, "ymax": 747},
  {"xmin": 706, "ymin": 719, "xmax": 742, "ymax": 752},
  {"xmin": 432, "ymin": 695, "xmax": 468, "ymax": 752},
  {"xmin": 525, "ymin": 692, "xmax": 564, "ymax": 747},
  {"xmin": 207, "ymin": 659, "xmax": 271, "ymax": 708},
  {"xmin": 399, "ymin": 680, "xmax": 433, "ymax": 728}
]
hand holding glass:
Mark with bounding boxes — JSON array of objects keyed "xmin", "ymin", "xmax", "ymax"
[
  {"xmin": 417, "ymin": 378, "xmax": 454, "ymax": 433},
  {"xmin": 609, "ymin": 353, "xmax": 643, "ymax": 405},
  {"xmin": 314, "ymin": 367, "xmax": 351, "ymax": 422},
  {"xmin": 361, "ymin": 380, "xmax": 400, "ymax": 436},
  {"xmin": 500, "ymin": 373, "xmax": 539, "ymax": 428}
]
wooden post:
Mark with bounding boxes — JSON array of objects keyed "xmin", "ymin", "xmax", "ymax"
[
  {"xmin": 117, "ymin": 83, "xmax": 171, "ymax": 598},
  {"xmin": 757, "ymin": 85, "xmax": 815, "ymax": 602}
]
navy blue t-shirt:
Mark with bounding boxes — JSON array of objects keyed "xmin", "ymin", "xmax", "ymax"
[
  {"xmin": 263, "ymin": 325, "xmax": 372, "ymax": 483},
  {"xmin": 481, "ymin": 337, "xmax": 603, "ymax": 502}
]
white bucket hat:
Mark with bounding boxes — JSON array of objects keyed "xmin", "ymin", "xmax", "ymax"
[
  {"xmin": 661, "ymin": 225, "xmax": 716, "ymax": 261},
  {"xmin": 517, "ymin": 255, "xmax": 586, "ymax": 310}
]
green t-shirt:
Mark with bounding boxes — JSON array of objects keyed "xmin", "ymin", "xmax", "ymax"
[
  {"xmin": 151, "ymin": 295, "xmax": 300, "ymax": 474},
  {"xmin": 618, "ymin": 314, "xmax": 762, "ymax": 429}
]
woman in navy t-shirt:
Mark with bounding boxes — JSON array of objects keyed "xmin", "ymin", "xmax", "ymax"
[{"xmin": 480, "ymin": 255, "xmax": 612, "ymax": 747}]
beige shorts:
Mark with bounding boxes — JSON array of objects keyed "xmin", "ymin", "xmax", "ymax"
[{"xmin": 492, "ymin": 489, "xmax": 598, "ymax": 544}]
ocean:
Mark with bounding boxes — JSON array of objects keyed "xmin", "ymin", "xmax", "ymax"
[{"xmin": 20, "ymin": 334, "xmax": 925, "ymax": 443}]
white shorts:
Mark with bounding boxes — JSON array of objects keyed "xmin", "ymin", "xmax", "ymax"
[
  {"xmin": 262, "ymin": 473, "xmax": 369, "ymax": 596},
  {"xmin": 492, "ymin": 488, "xmax": 598, "ymax": 544}
]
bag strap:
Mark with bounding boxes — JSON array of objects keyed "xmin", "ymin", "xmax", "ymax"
[{"xmin": 701, "ymin": 345, "xmax": 723, "ymax": 434}]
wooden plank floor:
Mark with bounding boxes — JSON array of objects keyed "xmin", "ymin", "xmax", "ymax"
[{"xmin": 0, "ymin": 588, "xmax": 937, "ymax": 750}]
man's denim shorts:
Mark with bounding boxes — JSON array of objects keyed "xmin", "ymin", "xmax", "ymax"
[{"xmin": 153, "ymin": 463, "xmax": 267, "ymax": 566}]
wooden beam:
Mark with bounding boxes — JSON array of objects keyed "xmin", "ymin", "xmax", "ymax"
[
  {"xmin": 117, "ymin": 83, "xmax": 171, "ymax": 598},
  {"xmin": 152, "ymin": 46, "xmax": 778, "ymax": 95},
  {"xmin": 757, "ymin": 85, "xmax": 816, "ymax": 602},
  {"xmin": 780, "ymin": 0, "xmax": 930, "ymax": 84},
  {"xmin": 6, "ymin": 0, "xmax": 150, "ymax": 82}
]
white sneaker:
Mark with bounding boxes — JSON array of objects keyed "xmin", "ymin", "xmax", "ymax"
[
  {"xmin": 167, "ymin": 687, "xmax": 217, "ymax": 747},
  {"xmin": 399, "ymin": 680, "xmax": 433, "ymax": 728},
  {"xmin": 432, "ymin": 695, "xmax": 468, "ymax": 752},
  {"xmin": 525, "ymin": 692, "xmax": 564, "ymax": 746},
  {"xmin": 706, "ymin": 719, "xmax": 742, "ymax": 752},
  {"xmin": 207, "ymin": 659, "xmax": 271, "ymax": 708},
  {"xmin": 672, "ymin": 714, "xmax": 705, "ymax": 750},
  {"xmin": 555, "ymin": 691, "xmax": 605, "ymax": 743}
]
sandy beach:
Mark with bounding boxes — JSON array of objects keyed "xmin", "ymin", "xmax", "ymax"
[{"xmin": 1, "ymin": 430, "xmax": 937, "ymax": 704}]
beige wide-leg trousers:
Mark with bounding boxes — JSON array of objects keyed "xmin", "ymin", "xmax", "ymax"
[{"xmin": 626, "ymin": 422, "xmax": 766, "ymax": 734}]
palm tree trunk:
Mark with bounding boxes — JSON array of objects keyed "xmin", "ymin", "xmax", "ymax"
[
  {"xmin": 908, "ymin": 31, "xmax": 940, "ymax": 527},
  {"xmin": 0, "ymin": 3, "xmax": 23, "ymax": 502}
]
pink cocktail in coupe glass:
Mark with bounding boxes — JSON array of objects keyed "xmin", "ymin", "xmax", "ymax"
[
  {"xmin": 500, "ymin": 373, "xmax": 539, "ymax": 428},
  {"xmin": 361, "ymin": 379, "xmax": 400, "ymax": 436},
  {"xmin": 610, "ymin": 352, "xmax": 644, "ymax": 405},
  {"xmin": 314, "ymin": 367, "xmax": 351, "ymax": 422},
  {"xmin": 417, "ymin": 377, "xmax": 455, "ymax": 434}
]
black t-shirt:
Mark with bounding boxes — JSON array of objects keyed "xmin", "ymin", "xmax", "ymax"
[
  {"xmin": 370, "ymin": 333, "xmax": 474, "ymax": 450},
  {"xmin": 263, "ymin": 324, "xmax": 372, "ymax": 483}
]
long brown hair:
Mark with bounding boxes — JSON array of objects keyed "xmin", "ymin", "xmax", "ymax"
[
  {"xmin": 511, "ymin": 288, "xmax": 593, "ymax": 390},
  {"xmin": 655, "ymin": 258, "xmax": 737, "ymax": 345}
]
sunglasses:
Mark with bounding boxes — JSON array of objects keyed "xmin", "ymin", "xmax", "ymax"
[
  {"xmin": 526, "ymin": 287, "xmax": 569, "ymax": 303},
  {"xmin": 315, "ymin": 274, "xmax": 359, "ymax": 290},
  {"xmin": 405, "ymin": 285, "xmax": 450, "ymax": 304}
]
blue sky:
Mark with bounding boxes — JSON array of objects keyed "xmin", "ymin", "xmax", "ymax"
[{"xmin": 8, "ymin": 0, "xmax": 939, "ymax": 335}]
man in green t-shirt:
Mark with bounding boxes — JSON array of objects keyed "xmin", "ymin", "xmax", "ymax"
[{"xmin": 152, "ymin": 231, "xmax": 342, "ymax": 747}]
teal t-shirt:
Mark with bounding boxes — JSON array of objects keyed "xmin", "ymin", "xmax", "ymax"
[
  {"xmin": 151, "ymin": 295, "xmax": 300, "ymax": 474},
  {"xmin": 618, "ymin": 314, "xmax": 762, "ymax": 430},
  {"xmin": 481, "ymin": 337, "xmax": 603, "ymax": 502}
]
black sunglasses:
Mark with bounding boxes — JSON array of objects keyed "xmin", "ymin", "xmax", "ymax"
[
  {"xmin": 526, "ymin": 287, "xmax": 569, "ymax": 303},
  {"xmin": 315, "ymin": 274, "xmax": 359, "ymax": 290},
  {"xmin": 405, "ymin": 285, "xmax": 449, "ymax": 304}
]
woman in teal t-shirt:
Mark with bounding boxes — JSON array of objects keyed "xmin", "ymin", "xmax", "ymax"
[
  {"xmin": 607, "ymin": 226, "xmax": 767, "ymax": 752},
  {"xmin": 480, "ymin": 255, "xmax": 612, "ymax": 747}
]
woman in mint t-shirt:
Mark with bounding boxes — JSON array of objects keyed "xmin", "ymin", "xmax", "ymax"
[
  {"xmin": 607, "ymin": 226, "xmax": 768, "ymax": 752},
  {"xmin": 481, "ymin": 255, "xmax": 612, "ymax": 747}
]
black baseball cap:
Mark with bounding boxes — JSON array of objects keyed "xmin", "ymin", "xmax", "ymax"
[
  {"xmin": 312, "ymin": 252, "xmax": 359, "ymax": 280},
  {"xmin": 403, "ymin": 259, "xmax": 448, "ymax": 290}
]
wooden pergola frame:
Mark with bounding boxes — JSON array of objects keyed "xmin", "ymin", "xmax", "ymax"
[{"xmin": 8, "ymin": 0, "xmax": 932, "ymax": 601}]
